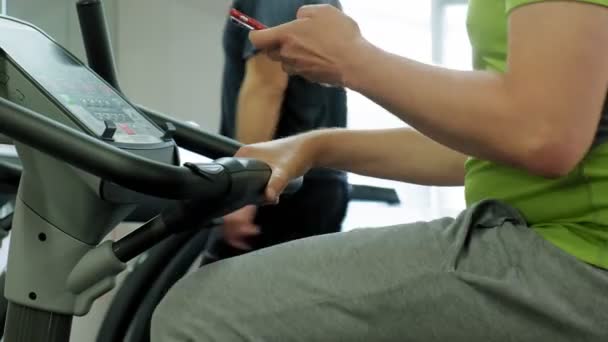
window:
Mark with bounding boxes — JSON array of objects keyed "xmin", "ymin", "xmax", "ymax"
[{"xmin": 340, "ymin": 0, "xmax": 470, "ymax": 230}]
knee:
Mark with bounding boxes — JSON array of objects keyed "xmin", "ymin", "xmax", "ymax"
[
  {"xmin": 151, "ymin": 275, "xmax": 215, "ymax": 341},
  {"xmin": 150, "ymin": 266, "xmax": 243, "ymax": 341}
]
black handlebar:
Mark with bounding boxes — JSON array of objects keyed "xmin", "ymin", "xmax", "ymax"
[
  {"xmin": 0, "ymin": 160, "xmax": 21, "ymax": 191},
  {"xmin": 0, "ymin": 97, "xmax": 228, "ymax": 200},
  {"xmin": 137, "ymin": 106, "xmax": 241, "ymax": 159},
  {"xmin": 0, "ymin": 98, "xmax": 302, "ymax": 200}
]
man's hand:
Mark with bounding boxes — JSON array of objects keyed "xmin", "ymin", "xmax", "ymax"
[
  {"xmin": 249, "ymin": 5, "xmax": 370, "ymax": 87},
  {"xmin": 222, "ymin": 205, "xmax": 261, "ymax": 251}
]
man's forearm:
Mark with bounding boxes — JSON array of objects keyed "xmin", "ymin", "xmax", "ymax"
[
  {"xmin": 235, "ymin": 85, "xmax": 283, "ymax": 145},
  {"xmin": 308, "ymin": 128, "xmax": 466, "ymax": 186}
]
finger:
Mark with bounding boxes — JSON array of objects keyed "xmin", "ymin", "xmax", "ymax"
[
  {"xmin": 239, "ymin": 223, "xmax": 261, "ymax": 236},
  {"xmin": 249, "ymin": 22, "xmax": 294, "ymax": 51},
  {"xmin": 226, "ymin": 237, "xmax": 253, "ymax": 251},
  {"xmin": 225, "ymin": 224, "xmax": 261, "ymax": 251},
  {"xmin": 279, "ymin": 52, "xmax": 299, "ymax": 75},
  {"xmin": 279, "ymin": 50, "xmax": 300, "ymax": 75},
  {"xmin": 223, "ymin": 211, "xmax": 240, "ymax": 222},
  {"xmin": 242, "ymin": 205, "xmax": 258, "ymax": 219},
  {"xmin": 224, "ymin": 222, "xmax": 260, "ymax": 237},
  {"xmin": 296, "ymin": 4, "xmax": 326, "ymax": 19}
]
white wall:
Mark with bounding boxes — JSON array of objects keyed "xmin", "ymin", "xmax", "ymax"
[{"xmin": 116, "ymin": 0, "xmax": 231, "ymax": 132}]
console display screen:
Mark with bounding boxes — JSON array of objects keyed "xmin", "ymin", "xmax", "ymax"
[{"xmin": 0, "ymin": 18, "xmax": 164, "ymax": 144}]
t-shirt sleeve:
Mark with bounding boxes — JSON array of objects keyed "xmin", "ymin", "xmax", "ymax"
[
  {"xmin": 507, "ymin": 0, "xmax": 608, "ymax": 13},
  {"xmin": 242, "ymin": 0, "xmax": 343, "ymax": 59}
]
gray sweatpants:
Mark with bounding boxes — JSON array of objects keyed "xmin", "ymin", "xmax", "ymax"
[{"xmin": 151, "ymin": 200, "xmax": 608, "ymax": 341}]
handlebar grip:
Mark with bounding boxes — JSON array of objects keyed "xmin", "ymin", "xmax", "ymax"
[
  {"xmin": 162, "ymin": 158, "xmax": 303, "ymax": 234},
  {"xmin": 111, "ymin": 158, "xmax": 304, "ymax": 261},
  {"xmin": 213, "ymin": 158, "xmax": 303, "ymax": 198},
  {"xmin": 197, "ymin": 158, "xmax": 270, "ymax": 207}
]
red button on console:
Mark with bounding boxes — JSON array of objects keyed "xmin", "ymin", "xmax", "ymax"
[{"xmin": 118, "ymin": 124, "xmax": 136, "ymax": 135}]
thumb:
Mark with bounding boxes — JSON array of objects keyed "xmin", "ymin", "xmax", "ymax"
[{"xmin": 265, "ymin": 170, "xmax": 289, "ymax": 204}]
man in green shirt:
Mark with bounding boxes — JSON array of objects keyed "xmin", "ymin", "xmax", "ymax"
[{"xmin": 153, "ymin": 1, "xmax": 608, "ymax": 340}]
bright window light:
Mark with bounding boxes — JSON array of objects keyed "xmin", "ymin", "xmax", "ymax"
[{"xmin": 340, "ymin": 0, "xmax": 470, "ymax": 230}]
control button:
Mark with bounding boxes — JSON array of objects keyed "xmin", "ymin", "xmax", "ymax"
[
  {"xmin": 93, "ymin": 112, "xmax": 105, "ymax": 121},
  {"xmin": 0, "ymin": 72, "xmax": 9, "ymax": 85},
  {"xmin": 162, "ymin": 122, "xmax": 177, "ymax": 141},
  {"xmin": 196, "ymin": 164, "xmax": 225, "ymax": 175},
  {"xmin": 101, "ymin": 120, "xmax": 117, "ymax": 141},
  {"xmin": 13, "ymin": 89, "xmax": 25, "ymax": 103},
  {"xmin": 118, "ymin": 123, "xmax": 136, "ymax": 135},
  {"xmin": 120, "ymin": 114, "xmax": 131, "ymax": 123}
]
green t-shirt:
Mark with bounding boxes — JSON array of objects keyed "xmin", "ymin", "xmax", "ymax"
[{"xmin": 466, "ymin": 0, "xmax": 608, "ymax": 269}]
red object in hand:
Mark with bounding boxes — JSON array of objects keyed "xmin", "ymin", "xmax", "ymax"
[{"xmin": 229, "ymin": 8, "xmax": 267, "ymax": 31}]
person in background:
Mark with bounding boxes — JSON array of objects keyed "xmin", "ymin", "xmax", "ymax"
[{"xmin": 201, "ymin": 0, "xmax": 350, "ymax": 263}]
